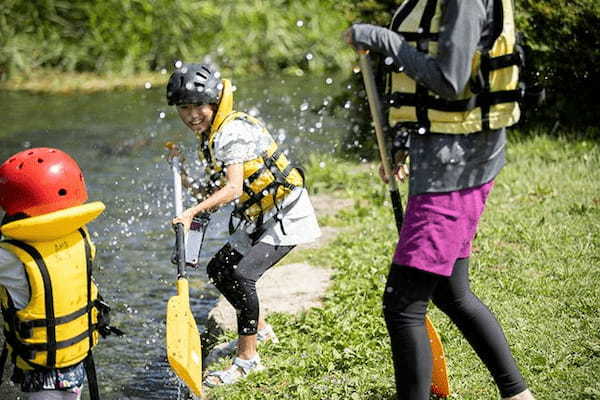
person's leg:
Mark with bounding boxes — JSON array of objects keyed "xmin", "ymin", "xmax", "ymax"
[
  {"xmin": 205, "ymin": 242, "xmax": 293, "ymax": 385},
  {"xmin": 431, "ymin": 258, "xmax": 532, "ymax": 398},
  {"xmin": 226, "ymin": 243, "xmax": 293, "ymax": 357},
  {"xmin": 383, "ymin": 264, "xmax": 441, "ymax": 400}
]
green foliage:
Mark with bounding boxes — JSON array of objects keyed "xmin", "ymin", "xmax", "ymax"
[
  {"xmin": 0, "ymin": 0, "xmax": 355, "ymax": 78},
  {"xmin": 205, "ymin": 132, "xmax": 600, "ymax": 399},
  {"xmin": 516, "ymin": 0, "xmax": 600, "ymax": 129}
]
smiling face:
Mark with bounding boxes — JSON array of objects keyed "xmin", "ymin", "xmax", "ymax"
[{"xmin": 176, "ymin": 103, "xmax": 217, "ymax": 135}]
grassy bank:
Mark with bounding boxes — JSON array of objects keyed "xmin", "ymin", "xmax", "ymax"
[
  {"xmin": 204, "ymin": 132, "xmax": 600, "ymax": 399},
  {"xmin": 0, "ymin": 69, "xmax": 169, "ymax": 93}
]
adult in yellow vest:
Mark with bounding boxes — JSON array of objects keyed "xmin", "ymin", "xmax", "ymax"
[
  {"xmin": 166, "ymin": 63, "xmax": 321, "ymax": 387},
  {"xmin": 0, "ymin": 148, "xmax": 121, "ymax": 400},
  {"xmin": 346, "ymin": 1, "xmax": 534, "ymax": 399}
]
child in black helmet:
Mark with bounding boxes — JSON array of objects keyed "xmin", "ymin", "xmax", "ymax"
[{"xmin": 166, "ymin": 62, "xmax": 321, "ymax": 387}]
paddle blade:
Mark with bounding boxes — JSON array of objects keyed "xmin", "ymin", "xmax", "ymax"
[
  {"xmin": 426, "ymin": 316, "xmax": 450, "ymax": 397},
  {"xmin": 166, "ymin": 279, "xmax": 203, "ymax": 397}
]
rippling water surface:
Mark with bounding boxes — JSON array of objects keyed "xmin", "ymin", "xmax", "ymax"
[{"xmin": 0, "ymin": 75, "xmax": 348, "ymax": 399}]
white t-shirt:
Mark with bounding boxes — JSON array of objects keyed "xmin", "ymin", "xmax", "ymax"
[
  {"xmin": 213, "ymin": 118, "xmax": 321, "ymax": 254},
  {"xmin": 0, "ymin": 247, "xmax": 30, "ymax": 309}
]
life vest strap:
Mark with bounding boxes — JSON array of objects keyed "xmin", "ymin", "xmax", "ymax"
[
  {"xmin": 2, "ymin": 239, "xmax": 58, "ymax": 367},
  {"xmin": 83, "ymin": 352, "xmax": 100, "ymax": 400},
  {"xmin": 15, "ymin": 301, "xmax": 98, "ymax": 334},
  {"xmin": 386, "ymin": 88, "xmax": 522, "ymax": 113},
  {"xmin": 397, "ymin": 31, "xmax": 439, "ymax": 42},
  {"xmin": 11, "ymin": 324, "xmax": 98, "ymax": 355}
]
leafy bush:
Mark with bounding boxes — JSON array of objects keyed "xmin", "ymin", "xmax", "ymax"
[
  {"xmin": 517, "ymin": 0, "xmax": 600, "ymax": 131},
  {"xmin": 0, "ymin": 0, "xmax": 354, "ymax": 78}
]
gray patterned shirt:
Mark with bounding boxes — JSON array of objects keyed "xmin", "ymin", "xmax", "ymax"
[{"xmin": 351, "ymin": 0, "xmax": 506, "ymax": 195}]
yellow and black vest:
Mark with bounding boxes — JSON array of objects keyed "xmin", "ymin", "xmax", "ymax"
[
  {"xmin": 385, "ymin": 0, "xmax": 521, "ymax": 133},
  {"xmin": 197, "ymin": 79, "xmax": 304, "ymax": 234},
  {"xmin": 0, "ymin": 228, "xmax": 100, "ymax": 371}
]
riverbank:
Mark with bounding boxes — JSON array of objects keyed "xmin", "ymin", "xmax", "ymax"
[
  {"xmin": 201, "ymin": 133, "xmax": 600, "ymax": 399},
  {"xmin": 0, "ymin": 69, "xmax": 169, "ymax": 94}
]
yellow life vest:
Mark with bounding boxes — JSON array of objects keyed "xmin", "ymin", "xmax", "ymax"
[
  {"xmin": 0, "ymin": 203, "xmax": 105, "ymax": 371},
  {"xmin": 385, "ymin": 0, "xmax": 521, "ymax": 134},
  {"xmin": 197, "ymin": 79, "xmax": 304, "ymax": 230}
]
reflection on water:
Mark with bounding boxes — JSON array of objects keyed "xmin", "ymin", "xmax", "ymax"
[{"xmin": 0, "ymin": 75, "xmax": 347, "ymax": 399}]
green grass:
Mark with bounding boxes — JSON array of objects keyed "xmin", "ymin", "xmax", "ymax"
[{"xmin": 204, "ymin": 132, "xmax": 600, "ymax": 400}]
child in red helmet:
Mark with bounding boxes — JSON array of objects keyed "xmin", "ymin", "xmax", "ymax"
[{"xmin": 0, "ymin": 148, "xmax": 121, "ymax": 400}]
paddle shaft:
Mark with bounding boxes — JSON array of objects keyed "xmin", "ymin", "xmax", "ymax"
[
  {"xmin": 358, "ymin": 52, "xmax": 403, "ymax": 231},
  {"xmin": 171, "ymin": 156, "xmax": 186, "ymax": 279}
]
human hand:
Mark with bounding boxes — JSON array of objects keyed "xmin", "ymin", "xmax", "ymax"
[
  {"xmin": 172, "ymin": 208, "xmax": 197, "ymax": 232},
  {"xmin": 164, "ymin": 141, "xmax": 183, "ymax": 165},
  {"xmin": 378, "ymin": 163, "xmax": 410, "ymax": 184}
]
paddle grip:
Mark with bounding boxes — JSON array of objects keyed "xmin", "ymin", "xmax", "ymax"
[{"xmin": 174, "ymin": 222, "xmax": 186, "ymax": 279}]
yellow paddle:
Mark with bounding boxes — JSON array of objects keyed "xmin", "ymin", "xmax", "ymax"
[
  {"xmin": 166, "ymin": 153, "xmax": 203, "ymax": 398},
  {"xmin": 358, "ymin": 51, "xmax": 450, "ymax": 397}
]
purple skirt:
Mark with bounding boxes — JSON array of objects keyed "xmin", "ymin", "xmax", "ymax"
[{"xmin": 392, "ymin": 181, "xmax": 494, "ymax": 276}]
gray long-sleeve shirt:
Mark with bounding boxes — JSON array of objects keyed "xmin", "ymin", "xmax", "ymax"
[{"xmin": 351, "ymin": 0, "xmax": 507, "ymax": 195}]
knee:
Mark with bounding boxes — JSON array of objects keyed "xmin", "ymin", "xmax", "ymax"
[
  {"xmin": 383, "ymin": 288, "xmax": 428, "ymax": 329},
  {"xmin": 432, "ymin": 291, "xmax": 478, "ymax": 318},
  {"xmin": 207, "ymin": 245, "xmax": 241, "ymax": 283}
]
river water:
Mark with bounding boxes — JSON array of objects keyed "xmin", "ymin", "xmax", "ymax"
[{"xmin": 0, "ymin": 75, "xmax": 350, "ymax": 399}]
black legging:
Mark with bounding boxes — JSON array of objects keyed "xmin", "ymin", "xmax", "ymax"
[
  {"xmin": 383, "ymin": 258, "xmax": 527, "ymax": 399},
  {"xmin": 207, "ymin": 242, "xmax": 294, "ymax": 335}
]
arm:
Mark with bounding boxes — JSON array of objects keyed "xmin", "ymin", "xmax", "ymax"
[
  {"xmin": 172, "ymin": 163, "xmax": 244, "ymax": 230},
  {"xmin": 347, "ymin": 0, "xmax": 487, "ymax": 99}
]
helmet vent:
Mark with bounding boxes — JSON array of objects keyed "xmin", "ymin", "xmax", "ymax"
[
  {"xmin": 37, "ymin": 158, "xmax": 44, "ymax": 163},
  {"xmin": 58, "ymin": 189, "xmax": 67, "ymax": 196},
  {"xmin": 18, "ymin": 162, "xmax": 24, "ymax": 170}
]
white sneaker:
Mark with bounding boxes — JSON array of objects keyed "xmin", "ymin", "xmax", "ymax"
[
  {"xmin": 204, "ymin": 324, "xmax": 278, "ymax": 367},
  {"xmin": 204, "ymin": 355, "xmax": 265, "ymax": 387},
  {"xmin": 257, "ymin": 324, "xmax": 279, "ymax": 344}
]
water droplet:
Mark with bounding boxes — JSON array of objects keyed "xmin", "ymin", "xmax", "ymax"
[
  {"xmin": 418, "ymin": 127, "xmax": 427, "ymax": 135},
  {"xmin": 352, "ymin": 65, "xmax": 361, "ymax": 74},
  {"xmin": 300, "ymin": 102, "xmax": 309, "ymax": 111},
  {"xmin": 325, "ymin": 77, "xmax": 333, "ymax": 85},
  {"xmin": 175, "ymin": 60, "xmax": 183, "ymax": 68},
  {"xmin": 319, "ymin": 161, "xmax": 326, "ymax": 168},
  {"xmin": 384, "ymin": 57, "xmax": 394, "ymax": 65},
  {"xmin": 305, "ymin": 53, "xmax": 314, "ymax": 61},
  {"xmin": 144, "ymin": 82, "xmax": 152, "ymax": 89},
  {"xmin": 296, "ymin": 20, "xmax": 304, "ymax": 27}
]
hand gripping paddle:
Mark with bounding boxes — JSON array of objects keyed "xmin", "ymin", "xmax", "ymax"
[
  {"xmin": 358, "ymin": 51, "xmax": 450, "ymax": 397},
  {"xmin": 166, "ymin": 154, "xmax": 203, "ymax": 398}
]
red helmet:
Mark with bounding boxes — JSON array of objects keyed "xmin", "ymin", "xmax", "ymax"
[{"xmin": 0, "ymin": 148, "xmax": 88, "ymax": 217}]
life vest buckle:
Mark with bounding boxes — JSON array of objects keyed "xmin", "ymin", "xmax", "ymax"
[{"xmin": 16, "ymin": 322, "xmax": 33, "ymax": 340}]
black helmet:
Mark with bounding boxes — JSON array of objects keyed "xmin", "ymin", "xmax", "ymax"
[{"xmin": 166, "ymin": 63, "xmax": 222, "ymax": 106}]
